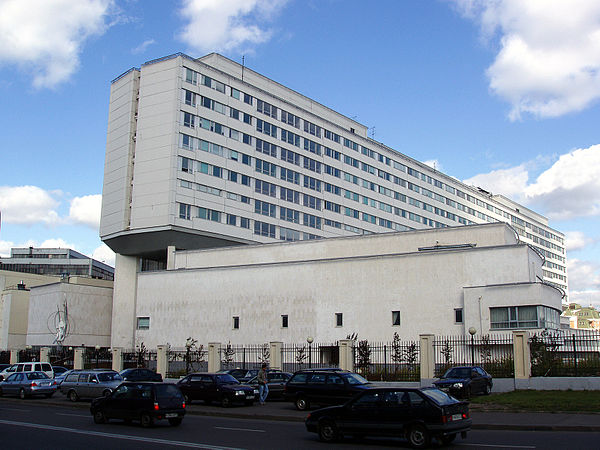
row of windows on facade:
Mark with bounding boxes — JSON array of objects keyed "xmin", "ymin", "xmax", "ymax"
[
  {"xmin": 181, "ymin": 70, "xmax": 564, "ymax": 246},
  {"xmin": 136, "ymin": 305, "xmax": 559, "ymax": 332},
  {"xmin": 178, "ymin": 109, "xmax": 565, "ymax": 254}
]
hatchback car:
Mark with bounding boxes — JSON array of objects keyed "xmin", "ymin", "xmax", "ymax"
[
  {"xmin": 305, "ymin": 387, "xmax": 471, "ymax": 448},
  {"xmin": 90, "ymin": 382, "xmax": 186, "ymax": 427},
  {"xmin": 284, "ymin": 370, "xmax": 371, "ymax": 410},
  {"xmin": 120, "ymin": 368, "xmax": 163, "ymax": 382},
  {"xmin": 60, "ymin": 369, "xmax": 123, "ymax": 401},
  {"xmin": 0, "ymin": 371, "xmax": 58, "ymax": 399},
  {"xmin": 433, "ymin": 366, "xmax": 492, "ymax": 398},
  {"xmin": 177, "ymin": 373, "xmax": 257, "ymax": 407}
]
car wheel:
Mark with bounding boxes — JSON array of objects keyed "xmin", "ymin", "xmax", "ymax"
[
  {"xmin": 221, "ymin": 395, "xmax": 231, "ymax": 408},
  {"xmin": 140, "ymin": 413, "xmax": 154, "ymax": 428},
  {"xmin": 68, "ymin": 390, "xmax": 79, "ymax": 402},
  {"xmin": 168, "ymin": 418, "xmax": 182, "ymax": 426},
  {"xmin": 102, "ymin": 389, "xmax": 112, "ymax": 397},
  {"xmin": 439, "ymin": 433, "xmax": 456, "ymax": 446},
  {"xmin": 484, "ymin": 384, "xmax": 491, "ymax": 395},
  {"xmin": 93, "ymin": 410, "xmax": 107, "ymax": 424},
  {"xmin": 19, "ymin": 388, "xmax": 26, "ymax": 400},
  {"xmin": 295, "ymin": 396, "xmax": 309, "ymax": 411},
  {"xmin": 318, "ymin": 419, "xmax": 339, "ymax": 442},
  {"xmin": 407, "ymin": 424, "xmax": 431, "ymax": 449}
]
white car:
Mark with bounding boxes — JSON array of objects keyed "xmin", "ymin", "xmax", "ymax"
[{"xmin": 0, "ymin": 362, "xmax": 54, "ymax": 381}]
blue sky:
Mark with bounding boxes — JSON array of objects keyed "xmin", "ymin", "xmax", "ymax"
[{"xmin": 0, "ymin": 0, "xmax": 599, "ymax": 307}]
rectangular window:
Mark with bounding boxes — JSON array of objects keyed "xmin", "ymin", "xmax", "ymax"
[
  {"xmin": 304, "ymin": 120, "xmax": 322, "ymax": 138},
  {"xmin": 136, "ymin": 317, "xmax": 150, "ymax": 330},
  {"xmin": 233, "ymin": 316, "xmax": 240, "ymax": 329},
  {"xmin": 392, "ymin": 311, "xmax": 401, "ymax": 326},
  {"xmin": 281, "ymin": 315, "xmax": 288, "ymax": 328},
  {"xmin": 281, "ymin": 110, "xmax": 300, "ymax": 128},
  {"xmin": 455, "ymin": 308, "xmax": 463, "ymax": 323},
  {"xmin": 281, "ymin": 129, "xmax": 300, "ymax": 147},
  {"xmin": 227, "ymin": 214, "xmax": 237, "ymax": 226},
  {"xmin": 335, "ymin": 313, "xmax": 343, "ymax": 327},
  {"xmin": 179, "ymin": 203, "xmax": 191, "ymax": 220},
  {"xmin": 240, "ymin": 217, "xmax": 250, "ymax": 229},
  {"xmin": 280, "ymin": 148, "xmax": 300, "ymax": 166},
  {"xmin": 254, "ymin": 220, "xmax": 276, "ymax": 238}
]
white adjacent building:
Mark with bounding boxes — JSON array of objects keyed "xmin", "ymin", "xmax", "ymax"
[{"xmin": 101, "ymin": 53, "xmax": 566, "ymax": 348}]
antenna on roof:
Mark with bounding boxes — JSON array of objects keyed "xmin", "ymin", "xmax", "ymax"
[
  {"xmin": 241, "ymin": 55, "xmax": 245, "ymax": 82},
  {"xmin": 369, "ymin": 126, "xmax": 375, "ymax": 139}
]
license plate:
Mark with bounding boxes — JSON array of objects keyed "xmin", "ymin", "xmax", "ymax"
[
  {"xmin": 246, "ymin": 395, "xmax": 254, "ymax": 399},
  {"xmin": 165, "ymin": 413, "xmax": 178, "ymax": 418},
  {"xmin": 452, "ymin": 414, "xmax": 462, "ymax": 421}
]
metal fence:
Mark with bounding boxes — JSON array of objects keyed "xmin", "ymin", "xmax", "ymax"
[
  {"xmin": 122, "ymin": 346, "xmax": 157, "ymax": 370},
  {"xmin": 433, "ymin": 334, "xmax": 514, "ymax": 378},
  {"xmin": 83, "ymin": 347, "xmax": 113, "ymax": 369},
  {"xmin": 167, "ymin": 346, "xmax": 208, "ymax": 378},
  {"xmin": 353, "ymin": 340, "xmax": 420, "ymax": 381},
  {"xmin": 281, "ymin": 342, "xmax": 339, "ymax": 373},
  {"xmin": 530, "ymin": 331, "xmax": 600, "ymax": 377},
  {"xmin": 0, "ymin": 351, "xmax": 10, "ymax": 364},
  {"xmin": 219, "ymin": 343, "xmax": 270, "ymax": 370},
  {"xmin": 48, "ymin": 346, "xmax": 74, "ymax": 368}
]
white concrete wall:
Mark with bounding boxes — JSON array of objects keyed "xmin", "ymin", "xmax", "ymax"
[
  {"xmin": 27, "ymin": 282, "xmax": 113, "ymax": 347},
  {"xmin": 111, "ymin": 254, "xmax": 139, "ymax": 348}
]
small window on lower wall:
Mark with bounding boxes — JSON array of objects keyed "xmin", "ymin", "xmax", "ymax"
[
  {"xmin": 233, "ymin": 316, "xmax": 240, "ymax": 329},
  {"xmin": 335, "ymin": 313, "xmax": 343, "ymax": 327},
  {"xmin": 455, "ymin": 308, "xmax": 463, "ymax": 323},
  {"xmin": 281, "ymin": 315, "xmax": 288, "ymax": 328},
  {"xmin": 392, "ymin": 311, "xmax": 401, "ymax": 326},
  {"xmin": 136, "ymin": 317, "xmax": 150, "ymax": 330}
]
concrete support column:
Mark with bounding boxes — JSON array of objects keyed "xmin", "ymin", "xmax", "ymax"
[
  {"xmin": 269, "ymin": 342, "xmax": 283, "ymax": 370},
  {"xmin": 40, "ymin": 347, "xmax": 50, "ymax": 363},
  {"xmin": 167, "ymin": 246, "xmax": 176, "ymax": 270},
  {"xmin": 513, "ymin": 331, "xmax": 531, "ymax": 379},
  {"xmin": 112, "ymin": 347, "xmax": 123, "ymax": 372},
  {"xmin": 10, "ymin": 350, "xmax": 19, "ymax": 364},
  {"xmin": 419, "ymin": 334, "xmax": 435, "ymax": 384},
  {"xmin": 74, "ymin": 348, "xmax": 85, "ymax": 370},
  {"xmin": 338, "ymin": 339, "xmax": 354, "ymax": 372},
  {"xmin": 156, "ymin": 345, "xmax": 168, "ymax": 379},
  {"xmin": 208, "ymin": 342, "xmax": 220, "ymax": 372},
  {"xmin": 111, "ymin": 254, "xmax": 138, "ymax": 349}
]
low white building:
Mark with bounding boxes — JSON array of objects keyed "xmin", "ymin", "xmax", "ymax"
[{"xmin": 115, "ymin": 222, "xmax": 563, "ymax": 348}]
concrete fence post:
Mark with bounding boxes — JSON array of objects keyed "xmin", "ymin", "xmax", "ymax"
[
  {"xmin": 338, "ymin": 339, "xmax": 354, "ymax": 372},
  {"xmin": 269, "ymin": 342, "xmax": 283, "ymax": 370},
  {"xmin": 156, "ymin": 345, "xmax": 168, "ymax": 379},
  {"xmin": 112, "ymin": 347, "xmax": 123, "ymax": 372},
  {"xmin": 74, "ymin": 347, "xmax": 85, "ymax": 370},
  {"xmin": 513, "ymin": 330, "xmax": 531, "ymax": 380},
  {"xmin": 419, "ymin": 334, "xmax": 435, "ymax": 385},
  {"xmin": 40, "ymin": 347, "xmax": 50, "ymax": 363},
  {"xmin": 208, "ymin": 342, "xmax": 221, "ymax": 372},
  {"xmin": 10, "ymin": 349, "xmax": 19, "ymax": 364}
]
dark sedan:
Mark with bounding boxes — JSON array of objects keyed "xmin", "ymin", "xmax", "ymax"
[
  {"xmin": 177, "ymin": 373, "xmax": 257, "ymax": 407},
  {"xmin": 120, "ymin": 368, "xmax": 163, "ymax": 382},
  {"xmin": 433, "ymin": 366, "xmax": 492, "ymax": 398},
  {"xmin": 244, "ymin": 371, "xmax": 292, "ymax": 400},
  {"xmin": 305, "ymin": 387, "xmax": 471, "ymax": 448},
  {"xmin": 0, "ymin": 371, "xmax": 57, "ymax": 399}
]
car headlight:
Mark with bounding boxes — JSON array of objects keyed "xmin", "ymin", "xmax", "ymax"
[
  {"xmin": 253, "ymin": 389, "xmax": 259, "ymax": 394},
  {"xmin": 452, "ymin": 382, "xmax": 464, "ymax": 388},
  {"xmin": 235, "ymin": 390, "xmax": 245, "ymax": 395}
]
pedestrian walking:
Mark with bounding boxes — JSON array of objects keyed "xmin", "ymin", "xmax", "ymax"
[{"xmin": 258, "ymin": 363, "xmax": 269, "ymax": 405}]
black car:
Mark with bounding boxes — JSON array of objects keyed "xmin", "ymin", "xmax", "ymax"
[
  {"xmin": 305, "ymin": 387, "xmax": 471, "ymax": 448},
  {"xmin": 244, "ymin": 371, "xmax": 292, "ymax": 400},
  {"xmin": 177, "ymin": 373, "xmax": 257, "ymax": 407},
  {"xmin": 433, "ymin": 366, "xmax": 492, "ymax": 398},
  {"xmin": 218, "ymin": 368, "xmax": 282, "ymax": 383},
  {"xmin": 120, "ymin": 368, "xmax": 163, "ymax": 382},
  {"xmin": 284, "ymin": 369, "xmax": 371, "ymax": 410},
  {"xmin": 90, "ymin": 382, "xmax": 185, "ymax": 427}
]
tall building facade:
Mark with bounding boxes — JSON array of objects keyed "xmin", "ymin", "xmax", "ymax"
[{"xmin": 100, "ymin": 53, "xmax": 567, "ymax": 294}]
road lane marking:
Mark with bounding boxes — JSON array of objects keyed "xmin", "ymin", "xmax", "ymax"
[
  {"xmin": 0, "ymin": 408, "xmax": 30, "ymax": 412},
  {"xmin": 214, "ymin": 426, "xmax": 265, "ymax": 433},
  {"xmin": 0, "ymin": 419, "xmax": 244, "ymax": 449},
  {"xmin": 56, "ymin": 413, "xmax": 89, "ymax": 417},
  {"xmin": 458, "ymin": 444, "xmax": 535, "ymax": 449}
]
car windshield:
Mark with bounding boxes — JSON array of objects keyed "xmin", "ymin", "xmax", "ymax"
[
  {"xmin": 342, "ymin": 373, "xmax": 369, "ymax": 385},
  {"xmin": 27, "ymin": 372, "xmax": 49, "ymax": 380},
  {"xmin": 442, "ymin": 367, "xmax": 472, "ymax": 379},
  {"xmin": 98, "ymin": 372, "xmax": 123, "ymax": 382},
  {"xmin": 422, "ymin": 388, "xmax": 459, "ymax": 405},
  {"xmin": 216, "ymin": 374, "xmax": 239, "ymax": 384}
]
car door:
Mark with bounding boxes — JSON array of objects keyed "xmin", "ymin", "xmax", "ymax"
[
  {"xmin": 267, "ymin": 373, "xmax": 286, "ymax": 397},
  {"xmin": 340, "ymin": 390, "xmax": 383, "ymax": 435},
  {"xmin": 324, "ymin": 374, "xmax": 348, "ymax": 405},
  {"xmin": 203, "ymin": 375, "xmax": 220, "ymax": 402},
  {"xmin": 307, "ymin": 373, "xmax": 327, "ymax": 404},
  {"xmin": 379, "ymin": 390, "xmax": 417, "ymax": 436},
  {"xmin": 88, "ymin": 373, "xmax": 102, "ymax": 398},
  {"xmin": 470, "ymin": 369, "xmax": 484, "ymax": 394},
  {"xmin": 3, "ymin": 373, "xmax": 21, "ymax": 395},
  {"xmin": 77, "ymin": 373, "xmax": 91, "ymax": 397},
  {"xmin": 104, "ymin": 384, "xmax": 130, "ymax": 420},
  {"xmin": 186, "ymin": 374, "xmax": 205, "ymax": 400}
]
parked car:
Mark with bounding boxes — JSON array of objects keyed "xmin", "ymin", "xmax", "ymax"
[
  {"xmin": 90, "ymin": 382, "xmax": 186, "ymax": 428},
  {"xmin": 217, "ymin": 368, "xmax": 283, "ymax": 383},
  {"xmin": 433, "ymin": 366, "xmax": 493, "ymax": 398},
  {"xmin": 54, "ymin": 369, "xmax": 78, "ymax": 385},
  {"xmin": 284, "ymin": 369, "xmax": 371, "ymax": 411},
  {"xmin": 120, "ymin": 368, "xmax": 163, "ymax": 382},
  {"xmin": 305, "ymin": 387, "xmax": 471, "ymax": 448},
  {"xmin": 244, "ymin": 371, "xmax": 292, "ymax": 400},
  {"xmin": 60, "ymin": 369, "xmax": 123, "ymax": 401},
  {"xmin": 0, "ymin": 371, "xmax": 58, "ymax": 399},
  {"xmin": 177, "ymin": 373, "xmax": 258, "ymax": 407},
  {"xmin": 0, "ymin": 362, "xmax": 54, "ymax": 381},
  {"xmin": 52, "ymin": 366, "xmax": 69, "ymax": 377}
]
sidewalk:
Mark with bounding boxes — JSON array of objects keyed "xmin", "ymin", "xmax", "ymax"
[{"xmin": 2, "ymin": 396, "xmax": 599, "ymax": 432}]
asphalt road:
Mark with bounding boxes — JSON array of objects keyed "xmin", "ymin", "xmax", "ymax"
[{"xmin": 1, "ymin": 401, "xmax": 599, "ymax": 449}]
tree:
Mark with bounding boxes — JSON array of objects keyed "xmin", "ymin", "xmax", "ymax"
[
  {"xmin": 356, "ymin": 340, "xmax": 371, "ymax": 375},
  {"xmin": 184, "ymin": 337, "xmax": 206, "ymax": 374},
  {"xmin": 221, "ymin": 342, "xmax": 236, "ymax": 367}
]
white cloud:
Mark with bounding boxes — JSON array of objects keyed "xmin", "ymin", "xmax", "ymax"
[
  {"xmin": 0, "ymin": 0, "xmax": 114, "ymax": 88},
  {"xmin": 565, "ymin": 231, "xmax": 595, "ymax": 253},
  {"xmin": 69, "ymin": 194, "xmax": 102, "ymax": 229},
  {"xmin": 92, "ymin": 243, "xmax": 115, "ymax": 267},
  {"xmin": 422, "ymin": 159, "xmax": 444, "ymax": 172},
  {"xmin": 453, "ymin": 0, "xmax": 600, "ymax": 120},
  {"xmin": 0, "ymin": 185, "xmax": 61, "ymax": 225},
  {"xmin": 463, "ymin": 164, "xmax": 529, "ymax": 200},
  {"xmin": 132, "ymin": 39, "xmax": 156, "ymax": 55},
  {"xmin": 177, "ymin": 0, "xmax": 288, "ymax": 54},
  {"xmin": 567, "ymin": 258, "xmax": 600, "ymax": 309},
  {"xmin": 0, "ymin": 240, "xmax": 15, "ymax": 257}
]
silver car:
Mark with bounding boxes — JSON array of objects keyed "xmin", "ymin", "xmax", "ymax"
[
  {"xmin": 0, "ymin": 371, "xmax": 57, "ymax": 399},
  {"xmin": 60, "ymin": 370, "xmax": 123, "ymax": 401}
]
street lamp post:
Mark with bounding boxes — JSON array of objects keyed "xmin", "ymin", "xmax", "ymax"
[
  {"xmin": 307, "ymin": 337, "xmax": 314, "ymax": 368},
  {"xmin": 468, "ymin": 327, "xmax": 477, "ymax": 366},
  {"xmin": 95, "ymin": 345, "xmax": 101, "ymax": 368}
]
